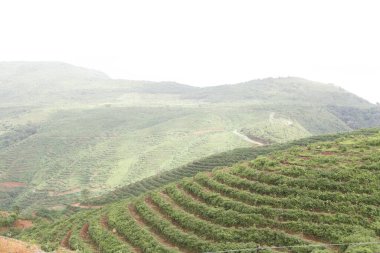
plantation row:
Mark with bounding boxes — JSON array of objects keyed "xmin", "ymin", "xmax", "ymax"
[
  {"xmin": 18, "ymin": 129, "xmax": 380, "ymax": 253},
  {"xmin": 85, "ymin": 129, "xmax": 377, "ymax": 206},
  {"xmin": 215, "ymin": 170, "xmax": 380, "ymax": 208},
  {"xmin": 193, "ymin": 173, "xmax": 380, "ymax": 218},
  {"xmin": 163, "ymin": 185, "xmax": 370, "ymax": 229}
]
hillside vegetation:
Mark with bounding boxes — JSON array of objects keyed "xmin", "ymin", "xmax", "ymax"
[
  {"xmin": 19, "ymin": 129, "xmax": 380, "ymax": 253},
  {"xmin": 85, "ymin": 129, "xmax": 378, "ymax": 206},
  {"xmin": 1, "ymin": 62, "xmax": 380, "ymax": 212}
]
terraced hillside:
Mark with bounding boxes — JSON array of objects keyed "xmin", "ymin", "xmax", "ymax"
[
  {"xmin": 2, "ymin": 62, "xmax": 380, "ymax": 212},
  {"xmin": 20, "ymin": 129, "xmax": 380, "ymax": 253},
  {"xmin": 86, "ymin": 129, "xmax": 379, "ymax": 206}
]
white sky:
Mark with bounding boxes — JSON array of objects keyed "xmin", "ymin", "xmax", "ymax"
[{"xmin": 0, "ymin": 0, "xmax": 379, "ymax": 103}]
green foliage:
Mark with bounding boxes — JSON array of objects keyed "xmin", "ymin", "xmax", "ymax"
[
  {"xmin": 0, "ymin": 213, "xmax": 17, "ymax": 227},
  {"xmin": 68, "ymin": 223, "xmax": 93, "ymax": 253},
  {"xmin": 87, "ymin": 130, "xmax": 373, "ymax": 206},
  {"xmin": 0, "ymin": 124, "xmax": 38, "ymax": 149},
  {"xmin": 87, "ymin": 217, "xmax": 133, "ymax": 253},
  {"xmin": 15, "ymin": 129, "xmax": 380, "ymax": 253},
  {"xmin": 40, "ymin": 241, "xmax": 59, "ymax": 252},
  {"xmin": 1, "ymin": 64, "xmax": 379, "ymax": 213},
  {"xmin": 328, "ymin": 106, "xmax": 380, "ymax": 129},
  {"xmin": 107, "ymin": 204, "xmax": 178, "ymax": 253}
]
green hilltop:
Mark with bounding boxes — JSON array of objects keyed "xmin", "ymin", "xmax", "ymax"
[
  {"xmin": 1, "ymin": 62, "xmax": 380, "ymax": 212},
  {"xmin": 19, "ymin": 129, "xmax": 380, "ymax": 253}
]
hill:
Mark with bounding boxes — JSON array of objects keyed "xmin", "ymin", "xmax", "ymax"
[
  {"xmin": 85, "ymin": 129, "xmax": 378, "ymax": 206},
  {"xmin": 18, "ymin": 129, "xmax": 380, "ymax": 253},
  {"xmin": 182, "ymin": 77, "xmax": 369, "ymax": 106},
  {"xmin": 0, "ymin": 63, "xmax": 370, "ymax": 106},
  {"xmin": 1, "ymin": 62, "xmax": 380, "ymax": 212}
]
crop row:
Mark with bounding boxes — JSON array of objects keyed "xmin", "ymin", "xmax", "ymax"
[
  {"xmin": 133, "ymin": 199, "xmax": 271, "ymax": 253},
  {"xmin": 216, "ymin": 170, "xmax": 380, "ymax": 208},
  {"xmin": 173, "ymin": 183, "xmax": 367, "ymax": 243},
  {"xmin": 194, "ymin": 174, "xmax": 380, "ymax": 218},
  {"xmin": 107, "ymin": 203, "xmax": 178, "ymax": 253},
  {"xmin": 164, "ymin": 184, "xmax": 368, "ymax": 228},
  {"xmin": 68, "ymin": 223, "xmax": 93, "ymax": 253},
  {"xmin": 237, "ymin": 164, "xmax": 379, "ymax": 195},
  {"xmin": 85, "ymin": 131, "xmax": 356, "ymax": 206},
  {"xmin": 87, "ymin": 216, "xmax": 133, "ymax": 253},
  {"xmin": 149, "ymin": 192, "xmax": 312, "ymax": 248}
]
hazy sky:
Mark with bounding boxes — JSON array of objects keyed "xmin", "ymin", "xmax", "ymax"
[{"xmin": 1, "ymin": 0, "xmax": 379, "ymax": 103}]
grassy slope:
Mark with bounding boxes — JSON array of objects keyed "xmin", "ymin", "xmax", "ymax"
[
  {"xmin": 0, "ymin": 104, "xmax": 360, "ymax": 212},
  {"xmin": 1, "ymin": 62, "xmax": 380, "ymax": 212},
  {"xmin": 19, "ymin": 129, "xmax": 380, "ymax": 253},
  {"xmin": 87, "ymin": 129, "xmax": 379, "ymax": 206}
]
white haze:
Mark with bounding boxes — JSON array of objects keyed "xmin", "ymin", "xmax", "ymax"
[{"xmin": 0, "ymin": 0, "xmax": 379, "ymax": 103}]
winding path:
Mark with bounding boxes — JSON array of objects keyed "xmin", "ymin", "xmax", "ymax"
[{"xmin": 232, "ymin": 130, "xmax": 264, "ymax": 146}]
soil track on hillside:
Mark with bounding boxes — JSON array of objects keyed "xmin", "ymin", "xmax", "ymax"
[
  {"xmin": 232, "ymin": 130, "xmax": 264, "ymax": 146},
  {"xmin": 0, "ymin": 182, "xmax": 26, "ymax": 188}
]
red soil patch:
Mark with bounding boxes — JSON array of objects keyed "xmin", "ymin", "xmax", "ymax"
[
  {"xmin": 14, "ymin": 219, "xmax": 33, "ymax": 229},
  {"xmin": 61, "ymin": 229, "xmax": 72, "ymax": 248},
  {"xmin": 0, "ymin": 182, "xmax": 26, "ymax": 188},
  {"xmin": 299, "ymin": 155, "xmax": 311, "ymax": 160},
  {"xmin": 321, "ymin": 151, "xmax": 336, "ymax": 156},
  {"xmin": 80, "ymin": 223, "xmax": 89, "ymax": 239},
  {"xmin": 0, "ymin": 236, "xmax": 40, "ymax": 253}
]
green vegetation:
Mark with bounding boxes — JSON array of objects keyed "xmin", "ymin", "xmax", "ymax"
[
  {"xmin": 0, "ymin": 212, "xmax": 17, "ymax": 227},
  {"xmin": 19, "ymin": 129, "xmax": 380, "ymax": 253},
  {"xmin": 87, "ymin": 129, "xmax": 378, "ymax": 205},
  {"xmin": 1, "ymin": 62, "xmax": 380, "ymax": 212}
]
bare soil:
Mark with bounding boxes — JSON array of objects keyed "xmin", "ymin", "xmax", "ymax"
[
  {"xmin": 0, "ymin": 236, "xmax": 40, "ymax": 253},
  {"xmin": 0, "ymin": 182, "xmax": 26, "ymax": 188},
  {"xmin": 14, "ymin": 220, "xmax": 33, "ymax": 229}
]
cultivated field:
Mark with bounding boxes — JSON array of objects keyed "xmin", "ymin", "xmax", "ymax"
[{"xmin": 20, "ymin": 129, "xmax": 380, "ymax": 253}]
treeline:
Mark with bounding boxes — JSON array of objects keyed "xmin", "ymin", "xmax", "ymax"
[
  {"xmin": 328, "ymin": 106, "xmax": 380, "ymax": 129},
  {"xmin": 0, "ymin": 124, "xmax": 38, "ymax": 149}
]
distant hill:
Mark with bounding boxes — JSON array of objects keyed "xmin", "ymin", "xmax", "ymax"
[
  {"xmin": 19, "ymin": 129, "xmax": 380, "ymax": 253},
  {"xmin": 1, "ymin": 62, "xmax": 380, "ymax": 212},
  {"xmin": 183, "ymin": 77, "xmax": 370, "ymax": 106},
  {"xmin": 0, "ymin": 62, "xmax": 109, "ymax": 82},
  {"xmin": 0, "ymin": 62, "xmax": 371, "ymax": 107}
]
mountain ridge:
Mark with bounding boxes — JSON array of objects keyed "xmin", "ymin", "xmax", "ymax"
[{"xmin": 0, "ymin": 62, "xmax": 372, "ymax": 106}]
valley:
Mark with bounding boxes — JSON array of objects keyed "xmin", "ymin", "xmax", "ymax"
[
  {"xmin": 1, "ymin": 62, "xmax": 380, "ymax": 213},
  {"xmin": 2, "ymin": 1, "xmax": 380, "ymax": 252},
  {"xmin": 1, "ymin": 63, "xmax": 380, "ymax": 253}
]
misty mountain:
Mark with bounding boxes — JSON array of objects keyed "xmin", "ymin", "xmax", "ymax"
[{"xmin": 0, "ymin": 62, "xmax": 372, "ymax": 107}]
